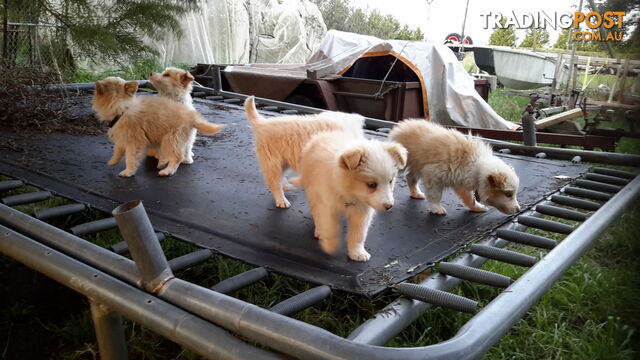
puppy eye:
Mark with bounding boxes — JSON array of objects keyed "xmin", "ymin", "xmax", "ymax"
[
  {"xmin": 505, "ymin": 193, "xmax": 513, "ymax": 198},
  {"xmin": 367, "ymin": 182, "xmax": 377, "ymax": 189},
  {"xmin": 162, "ymin": 73, "xmax": 170, "ymax": 77},
  {"xmin": 389, "ymin": 179, "xmax": 393, "ymax": 184}
]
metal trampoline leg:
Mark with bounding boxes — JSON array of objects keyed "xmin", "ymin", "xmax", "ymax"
[{"xmin": 89, "ymin": 300, "xmax": 128, "ymax": 360}]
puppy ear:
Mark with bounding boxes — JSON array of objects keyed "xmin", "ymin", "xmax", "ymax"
[
  {"xmin": 94, "ymin": 81, "xmax": 103, "ymax": 95},
  {"xmin": 181, "ymin": 72, "xmax": 194, "ymax": 86},
  {"xmin": 384, "ymin": 142, "xmax": 408, "ymax": 169},
  {"xmin": 340, "ymin": 146, "xmax": 365, "ymax": 171},
  {"xmin": 124, "ymin": 81, "xmax": 138, "ymax": 95},
  {"xmin": 487, "ymin": 172, "xmax": 507, "ymax": 190}
]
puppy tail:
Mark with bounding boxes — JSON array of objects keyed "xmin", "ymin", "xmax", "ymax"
[
  {"xmin": 193, "ymin": 117, "xmax": 225, "ymax": 135},
  {"xmin": 244, "ymin": 96, "xmax": 262, "ymax": 126}
]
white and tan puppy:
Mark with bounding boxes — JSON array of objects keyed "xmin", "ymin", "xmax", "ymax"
[
  {"xmin": 244, "ymin": 96, "xmax": 365, "ymax": 209},
  {"xmin": 389, "ymin": 119, "xmax": 520, "ymax": 215},
  {"xmin": 290, "ymin": 132, "xmax": 407, "ymax": 262},
  {"xmin": 92, "ymin": 77, "xmax": 224, "ymax": 177},
  {"xmin": 149, "ymin": 67, "xmax": 197, "ymax": 164}
]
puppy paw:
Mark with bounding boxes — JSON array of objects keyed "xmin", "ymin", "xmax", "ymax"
[
  {"xmin": 158, "ymin": 168, "xmax": 177, "ymax": 177},
  {"xmin": 275, "ymin": 198, "xmax": 291, "ymax": 209},
  {"xmin": 469, "ymin": 202, "xmax": 488, "ymax": 213},
  {"xmin": 181, "ymin": 157, "xmax": 194, "ymax": 165},
  {"xmin": 429, "ymin": 205, "xmax": 447, "ymax": 215},
  {"xmin": 118, "ymin": 170, "xmax": 135, "ymax": 177},
  {"xmin": 410, "ymin": 191, "xmax": 426, "ymax": 199},
  {"xmin": 319, "ymin": 237, "xmax": 339, "ymax": 254},
  {"xmin": 157, "ymin": 162, "xmax": 168, "ymax": 170},
  {"xmin": 348, "ymin": 248, "xmax": 371, "ymax": 262},
  {"xmin": 107, "ymin": 159, "xmax": 119, "ymax": 166}
]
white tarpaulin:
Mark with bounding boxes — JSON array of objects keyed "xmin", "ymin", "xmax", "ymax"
[
  {"xmin": 310, "ymin": 31, "xmax": 518, "ymax": 129},
  {"xmin": 156, "ymin": 0, "xmax": 326, "ymax": 65},
  {"xmin": 227, "ymin": 30, "xmax": 518, "ymax": 129}
]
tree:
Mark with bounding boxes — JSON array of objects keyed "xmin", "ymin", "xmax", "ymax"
[
  {"xmin": 6, "ymin": 0, "xmax": 200, "ymax": 65},
  {"xmin": 309, "ymin": 0, "xmax": 424, "ymax": 40},
  {"xmin": 519, "ymin": 27, "xmax": 550, "ymax": 49},
  {"xmin": 554, "ymin": 29, "xmax": 600, "ymax": 51},
  {"xmin": 488, "ymin": 17, "xmax": 517, "ymax": 46},
  {"xmin": 588, "ymin": 0, "xmax": 640, "ymax": 51}
]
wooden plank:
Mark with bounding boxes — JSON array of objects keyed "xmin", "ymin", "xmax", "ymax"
[{"xmin": 534, "ymin": 108, "xmax": 583, "ymax": 129}]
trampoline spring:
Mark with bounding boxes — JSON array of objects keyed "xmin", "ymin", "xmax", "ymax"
[
  {"xmin": 498, "ymin": 149, "xmax": 511, "ymax": 154},
  {"xmin": 584, "ymin": 173, "xmax": 630, "ymax": 186},
  {"xmin": 534, "ymin": 204, "xmax": 587, "ymax": 222},
  {"xmin": 1, "ymin": 191, "xmax": 52, "ymax": 206},
  {"xmin": 592, "ymin": 167, "xmax": 637, "ymax": 180},
  {"xmin": 168, "ymin": 249, "xmax": 213, "ymax": 273},
  {"xmin": 395, "ymin": 283, "xmax": 478, "ymax": 314},
  {"xmin": 192, "ymin": 91, "xmax": 207, "ymax": 98},
  {"xmin": 261, "ymin": 105, "xmax": 279, "ymax": 111},
  {"xmin": 222, "ymin": 98, "xmax": 242, "ymax": 104},
  {"xmin": 211, "ymin": 267, "xmax": 268, "ymax": 294},
  {"xmin": 70, "ymin": 217, "xmax": 117, "ymax": 236},
  {"xmin": 280, "ymin": 109, "xmax": 299, "ymax": 115},
  {"xmin": 269, "ymin": 285, "xmax": 332, "ymax": 317},
  {"xmin": 110, "ymin": 232, "xmax": 165, "ymax": 254},
  {"xmin": 0, "ymin": 180, "xmax": 24, "ymax": 192},
  {"xmin": 205, "ymin": 95, "xmax": 224, "ymax": 101},
  {"xmin": 495, "ymin": 229, "xmax": 557, "ymax": 249},
  {"xmin": 551, "ymin": 194, "xmax": 601, "ymax": 211},
  {"xmin": 438, "ymin": 262, "xmax": 513, "ymax": 288},
  {"xmin": 517, "ymin": 215, "xmax": 574, "ymax": 234},
  {"xmin": 574, "ymin": 179, "xmax": 621, "ymax": 194},
  {"xmin": 571, "ymin": 156, "xmax": 582, "ymax": 164},
  {"xmin": 34, "ymin": 203, "xmax": 87, "ymax": 220},
  {"xmin": 469, "ymin": 244, "xmax": 537, "ymax": 267},
  {"xmin": 535, "ymin": 152, "xmax": 547, "ymax": 159},
  {"xmin": 563, "ymin": 187, "xmax": 611, "ymax": 202}
]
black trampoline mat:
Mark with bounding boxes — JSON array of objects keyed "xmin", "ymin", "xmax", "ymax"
[{"xmin": 0, "ymin": 99, "xmax": 589, "ymax": 295}]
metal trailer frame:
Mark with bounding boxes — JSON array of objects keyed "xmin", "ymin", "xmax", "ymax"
[{"xmin": 1, "ymin": 83, "xmax": 640, "ymax": 359}]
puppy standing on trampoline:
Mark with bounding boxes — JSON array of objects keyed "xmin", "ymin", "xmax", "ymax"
[
  {"xmin": 389, "ymin": 120, "xmax": 521, "ymax": 215},
  {"xmin": 290, "ymin": 132, "xmax": 407, "ymax": 262},
  {"xmin": 92, "ymin": 77, "xmax": 225, "ymax": 177},
  {"xmin": 149, "ymin": 67, "xmax": 198, "ymax": 164},
  {"xmin": 244, "ymin": 96, "xmax": 365, "ymax": 209}
]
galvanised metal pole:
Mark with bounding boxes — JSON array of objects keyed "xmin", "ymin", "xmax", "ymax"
[
  {"xmin": 89, "ymin": 300, "xmax": 128, "ymax": 360},
  {"xmin": 112, "ymin": 200, "xmax": 173, "ymax": 293},
  {"xmin": 0, "ymin": 225, "xmax": 284, "ymax": 360}
]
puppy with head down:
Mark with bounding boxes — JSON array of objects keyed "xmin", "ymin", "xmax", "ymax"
[
  {"xmin": 92, "ymin": 77, "xmax": 224, "ymax": 177},
  {"xmin": 290, "ymin": 132, "xmax": 407, "ymax": 262},
  {"xmin": 244, "ymin": 96, "xmax": 365, "ymax": 209},
  {"xmin": 149, "ymin": 67, "xmax": 197, "ymax": 163},
  {"xmin": 389, "ymin": 119, "xmax": 520, "ymax": 215}
]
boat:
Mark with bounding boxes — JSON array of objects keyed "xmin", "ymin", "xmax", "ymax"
[{"xmin": 473, "ymin": 46, "xmax": 565, "ymax": 90}]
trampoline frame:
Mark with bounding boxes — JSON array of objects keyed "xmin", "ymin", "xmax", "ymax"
[{"xmin": 1, "ymin": 85, "xmax": 639, "ymax": 360}]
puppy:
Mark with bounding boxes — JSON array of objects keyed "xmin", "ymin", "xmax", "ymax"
[
  {"xmin": 92, "ymin": 77, "xmax": 224, "ymax": 177},
  {"xmin": 244, "ymin": 96, "xmax": 365, "ymax": 209},
  {"xmin": 290, "ymin": 132, "xmax": 407, "ymax": 262},
  {"xmin": 389, "ymin": 119, "xmax": 520, "ymax": 215},
  {"xmin": 149, "ymin": 67, "xmax": 197, "ymax": 164}
]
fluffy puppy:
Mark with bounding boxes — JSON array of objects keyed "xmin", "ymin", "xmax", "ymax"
[
  {"xmin": 92, "ymin": 77, "xmax": 224, "ymax": 177},
  {"xmin": 290, "ymin": 132, "xmax": 407, "ymax": 262},
  {"xmin": 389, "ymin": 119, "xmax": 520, "ymax": 215},
  {"xmin": 149, "ymin": 67, "xmax": 197, "ymax": 164},
  {"xmin": 244, "ymin": 96, "xmax": 365, "ymax": 209}
]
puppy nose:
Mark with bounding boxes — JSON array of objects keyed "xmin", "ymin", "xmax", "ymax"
[
  {"xmin": 516, "ymin": 205, "xmax": 521, "ymax": 212},
  {"xmin": 383, "ymin": 203, "xmax": 393, "ymax": 210}
]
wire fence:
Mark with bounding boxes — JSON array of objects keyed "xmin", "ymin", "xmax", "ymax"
[{"xmin": 1, "ymin": 0, "xmax": 72, "ymax": 78}]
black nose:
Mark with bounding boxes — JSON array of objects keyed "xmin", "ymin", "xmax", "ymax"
[{"xmin": 384, "ymin": 203, "xmax": 393, "ymax": 210}]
